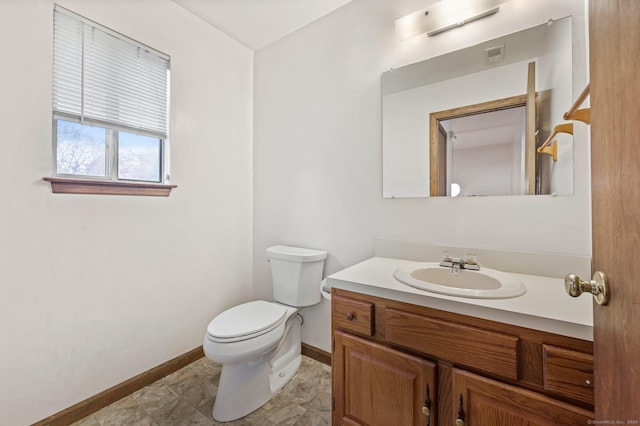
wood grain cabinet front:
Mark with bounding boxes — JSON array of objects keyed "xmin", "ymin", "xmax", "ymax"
[
  {"xmin": 331, "ymin": 289, "xmax": 595, "ymax": 425},
  {"xmin": 333, "ymin": 331, "xmax": 436, "ymax": 426},
  {"xmin": 543, "ymin": 344, "xmax": 595, "ymax": 405},
  {"xmin": 385, "ymin": 308, "xmax": 520, "ymax": 381},
  {"xmin": 332, "ymin": 295, "xmax": 374, "ymax": 337},
  {"xmin": 452, "ymin": 368, "xmax": 593, "ymax": 425}
]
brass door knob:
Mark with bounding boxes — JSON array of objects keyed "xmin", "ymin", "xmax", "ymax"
[{"xmin": 564, "ymin": 271, "xmax": 609, "ymax": 305}]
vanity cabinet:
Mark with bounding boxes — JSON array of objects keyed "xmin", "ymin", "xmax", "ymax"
[
  {"xmin": 334, "ymin": 331, "xmax": 436, "ymax": 426},
  {"xmin": 452, "ymin": 369, "xmax": 592, "ymax": 425},
  {"xmin": 331, "ymin": 289, "xmax": 594, "ymax": 425}
]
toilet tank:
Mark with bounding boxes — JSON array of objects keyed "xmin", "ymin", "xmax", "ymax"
[{"xmin": 266, "ymin": 245, "xmax": 327, "ymax": 307}]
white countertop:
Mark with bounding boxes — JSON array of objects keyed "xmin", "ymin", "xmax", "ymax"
[{"xmin": 326, "ymin": 257, "xmax": 594, "ymax": 341}]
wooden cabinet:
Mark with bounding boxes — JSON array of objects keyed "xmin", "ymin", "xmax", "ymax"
[
  {"xmin": 333, "ymin": 331, "xmax": 436, "ymax": 426},
  {"xmin": 542, "ymin": 345, "xmax": 594, "ymax": 405},
  {"xmin": 333, "ymin": 295, "xmax": 374, "ymax": 337},
  {"xmin": 385, "ymin": 308, "xmax": 519, "ymax": 381},
  {"xmin": 452, "ymin": 369, "xmax": 593, "ymax": 425},
  {"xmin": 332, "ymin": 289, "xmax": 594, "ymax": 425}
]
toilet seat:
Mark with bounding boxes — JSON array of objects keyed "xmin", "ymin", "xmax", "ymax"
[{"xmin": 207, "ymin": 301, "xmax": 287, "ymax": 343}]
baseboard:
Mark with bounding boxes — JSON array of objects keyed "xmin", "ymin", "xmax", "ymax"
[
  {"xmin": 301, "ymin": 342, "xmax": 331, "ymax": 366},
  {"xmin": 33, "ymin": 346, "xmax": 204, "ymax": 426}
]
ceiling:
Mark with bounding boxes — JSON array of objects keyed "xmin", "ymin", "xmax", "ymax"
[
  {"xmin": 172, "ymin": 0, "xmax": 354, "ymax": 51},
  {"xmin": 446, "ymin": 107, "xmax": 525, "ymax": 150}
]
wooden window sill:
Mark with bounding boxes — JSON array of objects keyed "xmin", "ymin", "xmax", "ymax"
[{"xmin": 43, "ymin": 177, "xmax": 177, "ymax": 197}]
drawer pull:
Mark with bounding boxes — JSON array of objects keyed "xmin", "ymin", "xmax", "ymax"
[
  {"xmin": 586, "ymin": 379, "xmax": 591, "ymax": 385},
  {"xmin": 422, "ymin": 383, "xmax": 432, "ymax": 426},
  {"xmin": 346, "ymin": 313, "xmax": 355, "ymax": 321},
  {"xmin": 456, "ymin": 394, "xmax": 465, "ymax": 426}
]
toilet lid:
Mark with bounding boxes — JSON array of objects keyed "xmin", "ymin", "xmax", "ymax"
[{"xmin": 207, "ymin": 300, "xmax": 287, "ymax": 340}]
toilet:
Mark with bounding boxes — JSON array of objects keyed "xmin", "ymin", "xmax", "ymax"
[{"xmin": 203, "ymin": 245, "xmax": 327, "ymax": 422}]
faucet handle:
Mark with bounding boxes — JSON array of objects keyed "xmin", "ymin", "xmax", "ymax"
[
  {"xmin": 439, "ymin": 251, "xmax": 453, "ymax": 267},
  {"xmin": 462, "ymin": 253, "xmax": 480, "ymax": 270}
]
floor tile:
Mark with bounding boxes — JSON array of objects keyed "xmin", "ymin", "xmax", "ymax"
[
  {"xmin": 93, "ymin": 404, "xmax": 153, "ymax": 426},
  {"xmin": 149, "ymin": 397, "xmax": 199, "ymax": 425},
  {"xmin": 295, "ymin": 408, "xmax": 331, "ymax": 426},
  {"xmin": 72, "ymin": 355, "xmax": 329, "ymax": 425},
  {"xmin": 71, "ymin": 415, "xmax": 100, "ymax": 426},
  {"xmin": 132, "ymin": 382, "xmax": 180, "ymax": 415}
]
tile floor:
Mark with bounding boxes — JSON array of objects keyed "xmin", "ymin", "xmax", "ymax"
[{"xmin": 71, "ymin": 355, "xmax": 331, "ymax": 426}]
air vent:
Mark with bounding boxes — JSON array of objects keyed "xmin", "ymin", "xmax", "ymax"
[{"xmin": 485, "ymin": 44, "xmax": 505, "ymax": 65}]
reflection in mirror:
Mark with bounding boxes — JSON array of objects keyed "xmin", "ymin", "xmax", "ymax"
[
  {"xmin": 429, "ymin": 93, "xmax": 537, "ymax": 196},
  {"xmin": 382, "ymin": 17, "xmax": 574, "ymax": 198},
  {"xmin": 441, "ymin": 106, "xmax": 526, "ymax": 197}
]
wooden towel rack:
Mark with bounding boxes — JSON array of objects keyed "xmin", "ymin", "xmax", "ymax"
[
  {"xmin": 537, "ymin": 83, "xmax": 590, "ymax": 160},
  {"xmin": 537, "ymin": 123, "xmax": 573, "ymax": 161},
  {"xmin": 563, "ymin": 83, "xmax": 591, "ymax": 123}
]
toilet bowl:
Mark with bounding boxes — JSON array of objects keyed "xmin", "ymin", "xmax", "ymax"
[
  {"xmin": 203, "ymin": 245, "xmax": 327, "ymax": 422},
  {"xmin": 204, "ymin": 300, "xmax": 302, "ymax": 422}
]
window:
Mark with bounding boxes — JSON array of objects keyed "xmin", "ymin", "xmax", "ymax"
[{"xmin": 50, "ymin": 6, "xmax": 172, "ymax": 194}]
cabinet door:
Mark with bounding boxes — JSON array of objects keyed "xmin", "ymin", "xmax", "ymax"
[
  {"xmin": 452, "ymin": 368, "xmax": 593, "ymax": 425},
  {"xmin": 333, "ymin": 330, "xmax": 436, "ymax": 426}
]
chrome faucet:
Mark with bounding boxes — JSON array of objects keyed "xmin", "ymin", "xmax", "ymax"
[
  {"xmin": 439, "ymin": 252, "xmax": 480, "ymax": 272},
  {"xmin": 452, "ymin": 258, "xmax": 461, "ymax": 275}
]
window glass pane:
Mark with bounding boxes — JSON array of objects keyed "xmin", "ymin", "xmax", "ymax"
[
  {"xmin": 56, "ymin": 120, "xmax": 107, "ymax": 176},
  {"xmin": 118, "ymin": 132, "xmax": 162, "ymax": 182}
]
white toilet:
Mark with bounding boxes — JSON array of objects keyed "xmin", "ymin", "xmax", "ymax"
[{"xmin": 203, "ymin": 245, "xmax": 327, "ymax": 422}]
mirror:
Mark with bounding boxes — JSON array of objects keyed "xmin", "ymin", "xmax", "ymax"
[{"xmin": 382, "ymin": 17, "xmax": 574, "ymax": 198}]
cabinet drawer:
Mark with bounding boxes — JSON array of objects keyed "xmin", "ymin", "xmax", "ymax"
[
  {"xmin": 543, "ymin": 345, "xmax": 594, "ymax": 404},
  {"xmin": 385, "ymin": 308, "xmax": 519, "ymax": 380},
  {"xmin": 333, "ymin": 295, "xmax": 374, "ymax": 336}
]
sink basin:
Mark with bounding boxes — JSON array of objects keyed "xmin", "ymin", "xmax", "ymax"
[{"xmin": 393, "ymin": 262, "xmax": 526, "ymax": 299}]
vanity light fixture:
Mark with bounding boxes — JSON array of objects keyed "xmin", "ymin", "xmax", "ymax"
[
  {"xmin": 427, "ymin": 6, "xmax": 500, "ymax": 36},
  {"xmin": 395, "ymin": 0, "xmax": 506, "ymax": 41}
]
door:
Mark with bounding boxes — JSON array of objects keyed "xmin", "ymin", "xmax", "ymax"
[
  {"xmin": 590, "ymin": 0, "xmax": 640, "ymax": 420},
  {"xmin": 333, "ymin": 331, "xmax": 436, "ymax": 426},
  {"xmin": 452, "ymin": 369, "xmax": 593, "ymax": 425}
]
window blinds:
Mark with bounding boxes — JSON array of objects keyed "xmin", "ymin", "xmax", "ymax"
[{"xmin": 53, "ymin": 7, "xmax": 169, "ymax": 137}]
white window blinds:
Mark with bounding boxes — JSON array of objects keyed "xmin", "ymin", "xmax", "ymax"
[{"xmin": 53, "ymin": 7, "xmax": 169, "ymax": 137}]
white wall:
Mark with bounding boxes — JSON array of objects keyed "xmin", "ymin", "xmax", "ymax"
[
  {"xmin": 253, "ymin": 0, "xmax": 590, "ymax": 352},
  {"xmin": 0, "ymin": 1, "xmax": 253, "ymax": 424},
  {"xmin": 453, "ymin": 143, "xmax": 514, "ymax": 196}
]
